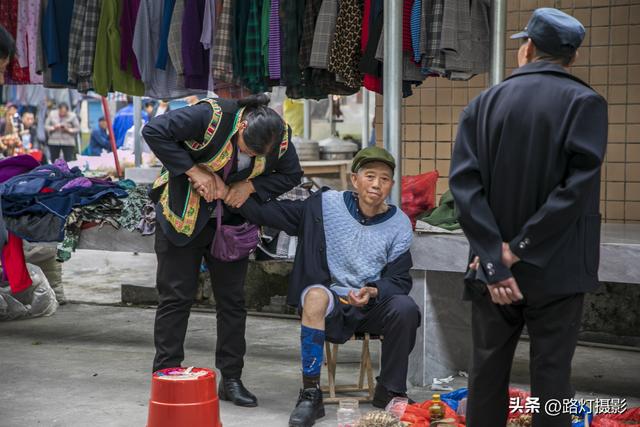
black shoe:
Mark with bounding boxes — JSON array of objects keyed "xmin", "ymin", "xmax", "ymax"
[
  {"xmin": 372, "ymin": 382, "xmax": 415, "ymax": 409},
  {"xmin": 218, "ymin": 377, "xmax": 258, "ymax": 408},
  {"xmin": 288, "ymin": 387, "xmax": 325, "ymax": 427}
]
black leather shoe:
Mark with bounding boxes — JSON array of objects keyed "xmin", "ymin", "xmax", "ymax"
[
  {"xmin": 218, "ymin": 377, "xmax": 258, "ymax": 408},
  {"xmin": 288, "ymin": 387, "xmax": 325, "ymax": 427},
  {"xmin": 372, "ymin": 382, "xmax": 415, "ymax": 409}
]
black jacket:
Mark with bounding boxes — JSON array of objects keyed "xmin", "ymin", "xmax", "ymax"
[
  {"xmin": 237, "ymin": 188, "xmax": 414, "ymax": 307},
  {"xmin": 449, "ymin": 61, "xmax": 608, "ymax": 297},
  {"xmin": 143, "ymin": 99, "xmax": 303, "ymax": 246}
]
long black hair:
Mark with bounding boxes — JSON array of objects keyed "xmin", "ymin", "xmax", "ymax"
[
  {"xmin": 0, "ymin": 24, "xmax": 15, "ymax": 60},
  {"xmin": 238, "ymin": 94, "xmax": 285, "ymax": 156}
]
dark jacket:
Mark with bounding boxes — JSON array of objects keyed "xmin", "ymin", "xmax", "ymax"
[
  {"xmin": 237, "ymin": 188, "xmax": 414, "ymax": 307},
  {"xmin": 449, "ymin": 61, "xmax": 608, "ymax": 298},
  {"xmin": 143, "ymin": 98, "xmax": 303, "ymax": 246},
  {"xmin": 84, "ymin": 127, "xmax": 111, "ymax": 156}
]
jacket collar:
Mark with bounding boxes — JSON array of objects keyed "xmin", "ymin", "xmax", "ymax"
[{"xmin": 504, "ymin": 61, "xmax": 592, "ymax": 89}]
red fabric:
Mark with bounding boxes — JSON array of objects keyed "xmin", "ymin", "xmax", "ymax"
[
  {"xmin": 401, "ymin": 399, "xmax": 465, "ymax": 426},
  {"xmin": 29, "ymin": 150, "xmax": 43, "ymax": 163},
  {"xmin": 1, "ymin": 233, "xmax": 33, "ymax": 294},
  {"xmin": 593, "ymin": 408, "xmax": 640, "ymax": 427},
  {"xmin": 40, "ymin": 187, "xmax": 55, "ymax": 193},
  {"xmin": 401, "ymin": 170, "xmax": 439, "ymax": 227},
  {"xmin": 361, "ymin": 0, "xmax": 382, "ymax": 93},
  {"xmin": 0, "ymin": 0, "xmax": 30, "ymax": 83},
  {"xmin": 402, "ymin": 0, "xmax": 414, "ymax": 53}
]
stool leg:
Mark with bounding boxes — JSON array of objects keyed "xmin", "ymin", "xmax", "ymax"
[
  {"xmin": 358, "ymin": 335, "xmax": 368, "ymax": 389},
  {"xmin": 365, "ymin": 339, "xmax": 375, "ymax": 399}
]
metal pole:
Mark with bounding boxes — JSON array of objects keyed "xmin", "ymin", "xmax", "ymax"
[
  {"xmin": 490, "ymin": 0, "xmax": 507, "ymax": 86},
  {"xmin": 361, "ymin": 88, "xmax": 370, "ymax": 149},
  {"xmin": 329, "ymin": 95, "xmax": 336, "ymax": 136},
  {"xmin": 303, "ymin": 99, "xmax": 311, "ymax": 140},
  {"xmin": 133, "ymin": 96, "xmax": 142, "ymax": 167},
  {"xmin": 383, "ymin": 0, "xmax": 403, "ymax": 207}
]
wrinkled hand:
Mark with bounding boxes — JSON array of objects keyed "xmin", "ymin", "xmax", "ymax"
[
  {"xmin": 348, "ymin": 287, "xmax": 378, "ymax": 307},
  {"xmin": 224, "ymin": 180, "xmax": 255, "ymax": 208},
  {"xmin": 487, "ymin": 278, "xmax": 524, "ymax": 305},
  {"xmin": 186, "ymin": 165, "xmax": 219, "ymax": 203}
]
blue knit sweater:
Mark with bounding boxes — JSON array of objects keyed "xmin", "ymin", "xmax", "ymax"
[{"xmin": 321, "ymin": 190, "xmax": 413, "ymax": 297}]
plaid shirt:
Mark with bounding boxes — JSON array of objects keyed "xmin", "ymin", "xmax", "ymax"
[
  {"xmin": 309, "ymin": 0, "xmax": 337, "ymax": 69},
  {"xmin": 211, "ymin": 0, "xmax": 234, "ymax": 82},
  {"xmin": 67, "ymin": 0, "xmax": 101, "ymax": 92},
  {"xmin": 299, "ymin": 0, "xmax": 323, "ymax": 69},
  {"xmin": 242, "ymin": 0, "xmax": 266, "ymax": 93},
  {"xmin": 423, "ymin": 0, "xmax": 445, "ymax": 72},
  {"xmin": 168, "ymin": 0, "xmax": 185, "ymax": 77}
]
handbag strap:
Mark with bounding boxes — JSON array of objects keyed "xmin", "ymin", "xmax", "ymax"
[{"xmin": 216, "ymin": 144, "xmax": 237, "ymax": 228}]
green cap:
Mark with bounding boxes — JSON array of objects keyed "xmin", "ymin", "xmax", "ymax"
[{"xmin": 351, "ymin": 146, "xmax": 396, "ymax": 173}]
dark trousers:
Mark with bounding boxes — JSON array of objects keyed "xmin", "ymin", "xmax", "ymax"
[
  {"xmin": 49, "ymin": 145, "xmax": 75, "ymax": 162},
  {"xmin": 152, "ymin": 222, "xmax": 249, "ymax": 378},
  {"xmin": 326, "ymin": 294, "xmax": 421, "ymax": 393},
  {"xmin": 466, "ymin": 292, "xmax": 584, "ymax": 427}
]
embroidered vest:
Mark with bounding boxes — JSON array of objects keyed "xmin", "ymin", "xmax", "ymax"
[{"xmin": 151, "ymin": 98, "xmax": 290, "ymax": 236}]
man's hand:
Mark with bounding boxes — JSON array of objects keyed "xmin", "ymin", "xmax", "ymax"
[
  {"xmin": 487, "ymin": 278, "xmax": 524, "ymax": 305},
  {"xmin": 501, "ymin": 242, "xmax": 520, "ymax": 268},
  {"xmin": 224, "ymin": 180, "xmax": 255, "ymax": 208},
  {"xmin": 347, "ymin": 287, "xmax": 378, "ymax": 307},
  {"xmin": 186, "ymin": 165, "xmax": 218, "ymax": 203}
]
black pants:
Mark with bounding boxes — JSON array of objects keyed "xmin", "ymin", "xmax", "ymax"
[
  {"xmin": 466, "ymin": 292, "xmax": 584, "ymax": 427},
  {"xmin": 152, "ymin": 222, "xmax": 249, "ymax": 378},
  {"xmin": 325, "ymin": 294, "xmax": 421, "ymax": 393},
  {"xmin": 49, "ymin": 145, "xmax": 75, "ymax": 162}
]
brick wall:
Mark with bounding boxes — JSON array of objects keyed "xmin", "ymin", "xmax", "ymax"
[{"xmin": 377, "ymin": 0, "xmax": 640, "ymax": 223}]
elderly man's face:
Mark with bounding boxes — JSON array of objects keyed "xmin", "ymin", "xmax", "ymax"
[{"xmin": 351, "ymin": 161, "xmax": 394, "ymax": 207}]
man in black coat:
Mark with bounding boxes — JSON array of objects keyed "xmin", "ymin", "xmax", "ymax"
[{"xmin": 449, "ymin": 8, "xmax": 608, "ymax": 427}]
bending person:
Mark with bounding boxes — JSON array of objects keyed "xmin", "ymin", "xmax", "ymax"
[
  {"xmin": 212, "ymin": 147, "xmax": 420, "ymax": 427},
  {"xmin": 143, "ymin": 94, "xmax": 302, "ymax": 408}
]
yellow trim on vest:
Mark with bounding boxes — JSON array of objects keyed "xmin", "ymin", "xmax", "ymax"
[
  {"xmin": 183, "ymin": 99, "xmax": 223, "ymax": 151},
  {"xmin": 159, "ymin": 182, "xmax": 200, "ymax": 236}
]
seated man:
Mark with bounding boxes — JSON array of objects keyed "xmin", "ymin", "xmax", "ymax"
[{"xmin": 216, "ymin": 147, "xmax": 420, "ymax": 427}]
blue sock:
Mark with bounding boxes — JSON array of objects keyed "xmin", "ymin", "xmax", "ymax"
[{"xmin": 301, "ymin": 325, "xmax": 325, "ymax": 385}]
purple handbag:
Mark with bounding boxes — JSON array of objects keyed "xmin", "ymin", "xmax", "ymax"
[{"xmin": 210, "ymin": 148, "xmax": 260, "ymax": 262}]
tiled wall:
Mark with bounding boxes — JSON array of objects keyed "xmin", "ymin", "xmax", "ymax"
[{"xmin": 377, "ymin": 0, "xmax": 640, "ymax": 223}]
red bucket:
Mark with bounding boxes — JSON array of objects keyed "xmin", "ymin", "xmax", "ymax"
[{"xmin": 147, "ymin": 367, "xmax": 221, "ymax": 427}]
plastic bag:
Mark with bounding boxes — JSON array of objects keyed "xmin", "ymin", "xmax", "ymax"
[
  {"xmin": 401, "ymin": 399, "xmax": 465, "ymax": 426},
  {"xmin": 441, "ymin": 388, "xmax": 468, "ymax": 412},
  {"xmin": 0, "ymin": 264, "xmax": 58, "ymax": 321},
  {"xmin": 593, "ymin": 408, "xmax": 640, "ymax": 427},
  {"xmin": 402, "ymin": 170, "xmax": 439, "ymax": 227}
]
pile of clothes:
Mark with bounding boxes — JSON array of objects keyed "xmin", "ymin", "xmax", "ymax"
[{"xmin": 0, "ymin": 155, "xmax": 155, "ymax": 296}]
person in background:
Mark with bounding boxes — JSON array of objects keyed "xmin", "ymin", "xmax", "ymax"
[
  {"xmin": 152, "ymin": 100, "xmax": 171, "ymax": 117},
  {"xmin": 449, "ymin": 8, "xmax": 608, "ymax": 427},
  {"xmin": 0, "ymin": 103, "xmax": 20, "ymax": 156},
  {"xmin": 45, "ymin": 103, "xmax": 80, "ymax": 162},
  {"xmin": 0, "ymin": 24, "xmax": 15, "ymax": 86},
  {"xmin": 18, "ymin": 112, "xmax": 40, "ymax": 156},
  {"xmin": 143, "ymin": 100, "xmax": 155, "ymax": 118},
  {"xmin": 83, "ymin": 117, "xmax": 111, "ymax": 156},
  {"xmin": 112, "ymin": 101, "xmax": 149, "ymax": 148}
]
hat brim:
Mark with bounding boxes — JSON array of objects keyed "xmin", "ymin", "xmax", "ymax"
[
  {"xmin": 352, "ymin": 158, "xmax": 396, "ymax": 173},
  {"xmin": 510, "ymin": 31, "xmax": 529, "ymax": 39}
]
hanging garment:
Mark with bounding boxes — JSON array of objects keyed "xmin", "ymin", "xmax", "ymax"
[
  {"xmin": 267, "ymin": 0, "xmax": 281, "ymax": 80},
  {"xmin": 67, "ymin": 0, "xmax": 101, "ymax": 92},
  {"xmin": 360, "ymin": 0, "xmax": 382, "ymax": 93},
  {"xmin": 41, "ymin": 0, "xmax": 76, "ymax": 86},
  {"xmin": 133, "ymin": 0, "xmax": 195, "ymax": 99},
  {"xmin": 16, "ymin": 0, "xmax": 43, "ymax": 84},
  {"xmin": 422, "ymin": 0, "xmax": 446, "ymax": 73},
  {"xmin": 328, "ymin": 0, "xmax": 364, "ymax": 89},
  {"xmin": 35, "ymin": 0, "xmax": 56, "ymax": 87},
  {"xmin": 309, "ymin": 0, "xmax": 337, "ymax": 69},
  {"xmin": 0, "ymin": 1, "xmax": 31, "ymax": 84},
  {"xmin": 402, "ymin": 0, "xmax": 414, "ymax": 53},
  {"xmin": 261, "ymin": 0, "xmax": 270, "ymax": 78},
  {"xmin": 440, "ymin": 0, "xmax": 491, "ymax": 80},
  {"xmin": 242, "ymin": 0, "xmax": 266, "ymax": 93},
  {"xmin": 231, "ymin": 1, "xmax": 250, "ymax": 84},
  {"xmin": 210, "ymin": 0, "xmax": 234, "ymax": 83},
  {"xmin": 280, "ymin": 0, "xmax": 304, "ymax": 90},
  {"xmin": 167, "ymin": 0, "xmax": 186, "ymax": 83},
  {"xmin": 411, "ymin": 0, "xmax": 422, "ymax": 63},
  {"xmin": 156, "ymin": 0, "xmax": 177, "ymax": 71},
  {"xmin": 200, "ymin": 0, "xmax": 216, "ymax": 91},
  {"xmin": 182, "ymin": 0, "xmax": 210, "ymax": 90},
  {"xmin": 93, "ymin": 0, "xmax": 145, "ymax": 96},
  {"xmin": 120, "ymin": 0, "xmax": 143, "ymax": 79}
]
